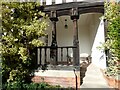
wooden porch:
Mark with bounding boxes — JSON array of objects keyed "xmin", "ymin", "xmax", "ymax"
[
  {"xmin": 32, "ymin": 1, "xmax": 104, "ymax": 88},
  {"xmin": 33, "ymin": 46, "xmax": 91, "ymax": 87}
]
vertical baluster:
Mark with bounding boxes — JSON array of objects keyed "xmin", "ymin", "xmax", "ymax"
[
  {"xmin": 62, "ymin": 0, "xmax": 66, "ymax": 3},
  {"xmin": 45, "ymin": 48, "xmax": 47, "ymax": 64},
  {"xmin": 43, "ymin": 0, "xmax": 46, "ymax": 5},
  {"xmin": 36, "ymin": 47, "xmax": 38, "ymax": 65},
  {"xmin": 48, "ymin": 48, "xmax": 50, "ymax": 64},
  {"xmin": 61, "ymin": 47, "xmax": 63, "ymax": 63},
  {"xmin": 56, "ymin": 47, "xmax": 58, "ymax": 65},
  {"xmin": 39, "ymin": 48, "xmax": 42, "ymax": 65},
  {"xmin": 66, "ymin": 47, "xmax": 69, "ymax": 65},
  {"xmin": 52, "ymin": 0, "xmax": 55, "ymax": 4},
  {"xmin": 37, "ymin": 48, "xmax": 39, "ymax": 65},
  {"xmin": 73, "ymin": 0, "xmax": 77, "ymax": 2}
]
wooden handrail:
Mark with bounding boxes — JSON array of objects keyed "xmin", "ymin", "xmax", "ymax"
[{"xmin": 37, "ymin": 46, "xmax": 77, "ymax": 48}]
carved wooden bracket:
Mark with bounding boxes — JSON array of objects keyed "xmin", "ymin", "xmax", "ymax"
[
  {"xmin": 50, "ymin": 11, "xmax": 58, "ymax": 21},
  {"xmin": 71, "ymin": 8, "xmax": 79, "ymax": 20}
]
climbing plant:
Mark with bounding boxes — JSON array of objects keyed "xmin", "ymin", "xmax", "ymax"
[
  {"xmin": 1, "ymin": 2, "xmax": 48, "ymax": 85},
  {"xmin": 104, "ymin": 2, "xmax": 120, "ymax": 77}
]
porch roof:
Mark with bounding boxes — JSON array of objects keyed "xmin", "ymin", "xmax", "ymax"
[{"xmin": 40, "ymin": 1, "xmax": 104, "ymax": 17}]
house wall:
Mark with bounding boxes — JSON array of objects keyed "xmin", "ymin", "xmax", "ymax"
[{"xmin": 89, "ymin": 14, "xmax": 106, "ymax": 69}]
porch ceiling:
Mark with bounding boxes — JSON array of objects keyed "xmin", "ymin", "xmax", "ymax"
[{"xmin": 78, "ymin": 13, "xmax": 102, "ymax": 26}]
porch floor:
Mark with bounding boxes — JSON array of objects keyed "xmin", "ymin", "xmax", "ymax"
[{"xmin": 80, "ymin": 63, "xmax": 110, "ymax": 89}]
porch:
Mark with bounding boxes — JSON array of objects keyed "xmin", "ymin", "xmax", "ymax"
[
  {"xmin": 32, "ymin": 0, "xmax": 104, "ymax": 88},
  {"xmin": 32, "ymin": 45, "xmax": 91, "ymax": 88}
]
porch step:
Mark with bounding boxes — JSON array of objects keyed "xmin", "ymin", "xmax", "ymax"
[{"xmin": 32, "ymin": 70, "xmax": 80, "ymax": 88}]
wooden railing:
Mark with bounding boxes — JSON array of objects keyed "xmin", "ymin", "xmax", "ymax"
[{"xmin": 37, "ymin": 46, "xmax": 76, "ymax": 66}]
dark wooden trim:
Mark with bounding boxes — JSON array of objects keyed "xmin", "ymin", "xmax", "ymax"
[
  {"xmin": 71, "ymin": 8, "xmax": 79, "ymax": 20},
  {"xmin": 78, "ymin": 6, "xmax": 104, "ymax": 14},
  {"xmin": 43, "ymin": 2, "xmax": 103, "ymax": 11},
  {"xmin": 61, "ymin": 47, "xmax": 63, "ymax": 62},
  {"xmin": 73, "ymin": 0, "xmax": 77, "ymax": 2},
  {"xmin": 62, "ymin": 0, "xmax": 66, "ymax": 3},
  {"xmin": 50, "ymin": 19, "xmax": 58, "ymax": 65},
  {"xmin": 42, "ymin": 0, "xmax": 46, "ymax": 5},
  {"xmin": 45, "ymin": 48, "xmax": 47, "ymax": 64},
  {"xmin": 37, "ymin": 46, "xmax": 77, "ymax": 48},
  {"xmin": 40, "ymin": 1, "xmax": 104, "ymax": 17},
  {"xmin": 52, "ymin": 0, "xmax": 55, "ymax": 5},
  {"xmin": 50, "ymin": 11, "xmax": 58, "ymax": 21},
  {"xmin": 72, "ymin": 18, "xmax": 80, "ymax": 66},
  {"xmin": 39, "ymin": 48, "xmax": 42, "ymax": 65}
]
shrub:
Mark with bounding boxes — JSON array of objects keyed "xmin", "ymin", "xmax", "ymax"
[
  {"xmin": 1, "ymin": 2, "xmax": 48, "ymax": 85},
  {"xmin": 2, "ymin": 82, "xmax": 62, "ymax": 90}
]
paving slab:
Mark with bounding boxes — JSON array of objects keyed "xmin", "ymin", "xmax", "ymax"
[{"xmin": 80, "ymin": 64, "xmax": 111, "ymax": 89}]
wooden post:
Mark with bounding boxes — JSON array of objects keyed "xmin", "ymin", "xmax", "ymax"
[
  {"xmin": 62, "ymin": 0, "xmax": 66, "ymax": 3},
  {"xmin": 50, "ymin": 11, "xmax": 58, "ymax": 65},
  {"xmin": 52, "ymin": 0, "xmax": 55, "ymax": 5},
  {"xmin": 71, "ymin": 8, "xmax": 80, "ymax": 66},
  {"xmin": 42, "ymin": 0, "xmax": 46, "ymax": 5}
]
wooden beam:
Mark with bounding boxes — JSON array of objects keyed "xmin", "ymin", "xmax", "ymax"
[
  {"xmin": 43, "ymin": 2, "xmax": 104, "ymax": 11},
  {"xmin": 42, "ymin": 2, "xmax": 104, "ymax": 17}
]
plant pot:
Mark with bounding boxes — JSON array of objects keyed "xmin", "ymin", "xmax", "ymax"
[{"xmin": 101, "ymin": 69, "xmax": 120, "ymax": 90}]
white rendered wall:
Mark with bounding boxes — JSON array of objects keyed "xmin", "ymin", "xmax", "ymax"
[{"xmin": 89, "ymin": 14, "xmax": 106, "ymax": 69}]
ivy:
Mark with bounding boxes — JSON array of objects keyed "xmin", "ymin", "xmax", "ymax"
[{"xmin": 104, "ymin": 2, "xmax": 120, "ymax": 77}]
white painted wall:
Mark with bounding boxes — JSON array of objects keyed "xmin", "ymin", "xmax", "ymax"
[{"xmin": 89, "ymin": 14, "xmax": 106, "ymax": 69}]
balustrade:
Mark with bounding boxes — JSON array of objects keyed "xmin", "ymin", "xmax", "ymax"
[{"xmin": 37, "ymin": 46, "xmax": 76, "ymax": 66}]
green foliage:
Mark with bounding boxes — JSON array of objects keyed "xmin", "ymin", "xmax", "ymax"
[
  {"xmin": 105, "ymin": 58, "xmax": 118, "ymax": 76},
  {"xmin": 1, "ymin": 2, "xmax": 48, "ymax": 85},
  {"xmin": 2, "ymin": 81, "xmax": 75, "ymax": 90},
  {"xmin": 104, "ymin": 2, "xmax": 120, "ymax": 59},
  {"xmin": 3, "ymin": 82, "xmax": 62, "ymax": 90},
  {"xmin": 104, "ymin": 2, "xmax": 120, "ymax": 77}
]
